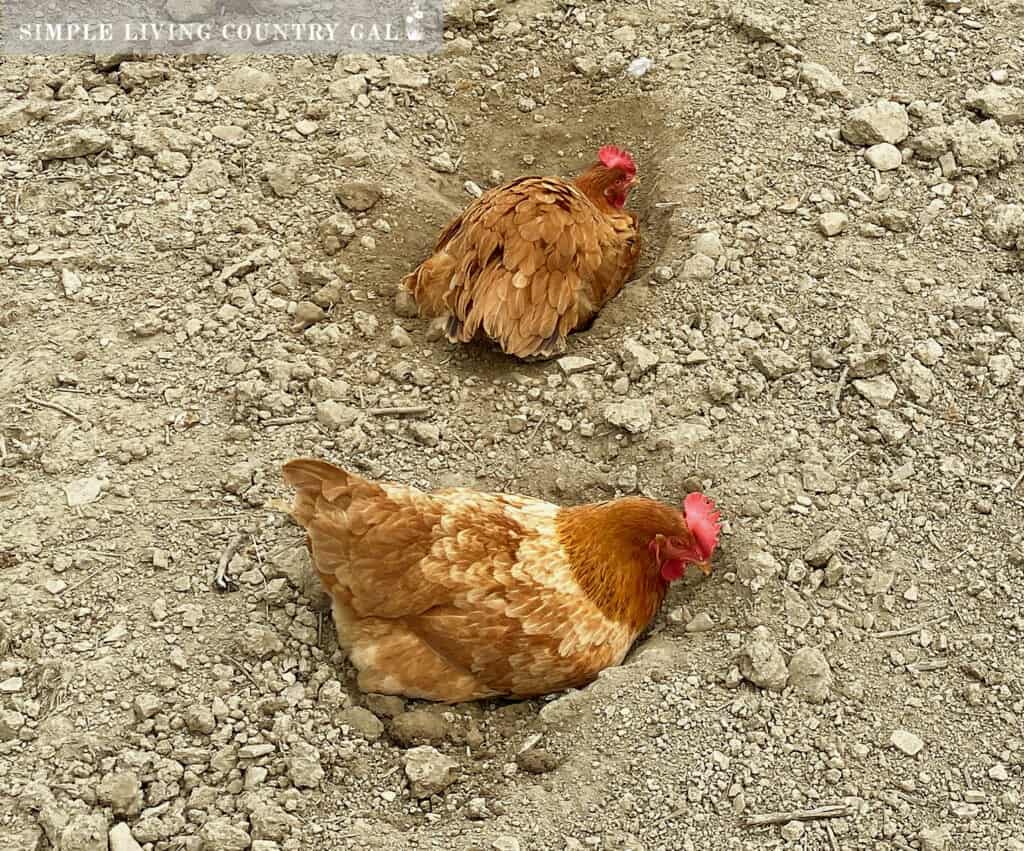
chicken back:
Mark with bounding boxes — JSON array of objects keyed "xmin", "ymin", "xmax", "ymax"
[{"xmin": 403, "ymin": 146, "xmax": 641, "ymax": 359}]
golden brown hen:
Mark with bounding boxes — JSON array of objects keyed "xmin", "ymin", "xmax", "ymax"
[
  {"xmin": 402, "ymin": 145, "xmax": 641, "ymax": 359},
  {"xmin": 282, "ymin": 458, "xmax": 721, "ymax": 703}
]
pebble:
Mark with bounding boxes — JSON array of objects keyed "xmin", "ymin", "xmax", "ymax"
[
  {"xmin": 865, "ymin": 142, "xmax": 902, "ymax": 170},
  {"xmin": 334, "ymin": 180, "xmax": 381, "ymax": 212},
  {"xmin": 780, "ymin": 820, "xmax": 804, "ymax": 840},
  {"xmin": 804, "ymin": 529, "xmax": 841, "ymax": 567},
  {"xmin": 286, "ymin": 741, "xmax": 324, "ymax": 789},
  {"xmin": 748, "ymin": 347, "xmax": 799, "ymax": 380},
  {"xmin": 965, "ymin": 84, "xmax": 1024, "ymax": 126},
  {"xmin": 787, "ymin": 648, "xmax": 833, "ymax": 703},
  {"xmin": 818, "ymin": 211, "xmax": 848, "ymax": 236},
  {"xmin": 60, "ymin": 813, "xmax": 108, "ymax": 851},
  {"xmin": 621, "ymin": 339, "xmax": 658, "ymax": 379},
  {"xmin": 841, "ymin": 100, "xmax": 909, "ymax": 145},
  {"xmin": 403, "ymin": 745, "xmax": 458, "ymax": 797},
  {"xmin": 429, "ymin": 152, "xmax": 457, "ymax": 173},
  {"xmin": 853, "ymin": 376, "xmax": 898, "ymax": 408},
  {"xmin": 198, "ymin": 817, "xmax": 252, "ymax": 851},
  {"xmin": 692, "ymin": 231, "xmax": 723, "ymax": 258},
  {"xmin": 890, "ymin": 729, "xmax": 924, "ymax": 756},
  {"xmin": 737, "ymin": 626, "xmax": 788, "ymax": 691},
  {"xmin": 682, "ymin": 253, "xmax": 716, "ymax": 280},
  {"xmin": 409, "ymin": 421, "xmax": 441, "ymax": 446},
  {"xmin": 40, "ymin": 128, "xmax": 111, "ymax": 160},
  {"xmin": 603, "ymin": 399, "xmax": 652, "ymax": 434},
  {"xmin": 108, "ymin": 823, "xmax": 143, "ymax": 851},
  {"xmin": 557, "ymin": 356, "xmax": 596, "ymax": 375}
]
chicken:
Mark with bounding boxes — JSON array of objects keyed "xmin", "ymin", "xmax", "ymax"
[
  {"xmin": 282, "ymin": 458, "xmax": 721, "ymax": 703},
  {"xmin": 402, "ymin": 145, "xmax": 641, "ymax": 359}
]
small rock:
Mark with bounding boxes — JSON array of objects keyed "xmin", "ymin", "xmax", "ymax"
[
  {"xmin": 780, "ymin": 821, "xmax": 804, "ymax": 841},
  {"xmin": 429, "ymin": 152, "xmax": 457, "ymax": 173},
  {"xmin": 403, "ymin": 745, "xmax": 458, "ymax": 797},
  {"xmin": 557, "ymin": 356, "xmax": 596, "ymax": 375},
  {"xmin": 737, "ymin": 548, "xmax": 780, "ymax": 592},
  {"xmin": 61, "ymin": 813, "xmax": 109, "ymax": 851},
  {"xmin": 317, "ymin": 212, "xmax": 355, "ymax": 254},
  {"xmin": 685, "ymin": 612, "xmax": 715, "ymax": 632},
  {"xmin": 692, "ymin": 231, "xmax": 723, "ymax": 258},
  {"xmin": 847, "ymin": 349, "xmax": 892, "ymax": 378},
  {"xmin": 983, "ymin": 203, "xmax": 1024, "ymax": 250},
  {"xmin": 97, "ymin": 771, "xmax": 143, "ymax": 817},
  {"xmin": 787, "ymin": 648, "xmax": 832, "ymax": 703},
  {"xmin": 966, "ymin": 84, "xmax": 1024, "ymax": 126},
  {"xmin": 890, "ymin": 729, "xmax": 924, "ymax": 756},
  {"xmin": 286, "ymin": 741, "xmax": 324, "ymax": 789},
  {"xmin": 798, "ymin": 62, "xmax": 847, "ymax": 98},
  {"xmin": 409, "ymin": 421, "xmax": 440, "ymax": 446},
  {"xmin": 748, "ymin": 347, "xmax": 800, "ymax": 380},
  {"xmin": 841, "ymin": 99, "xmax": 909, "ymax": 145},
  {"xmin": 61, "ymin": 268, "xmax": 83, "ymax": 297},
  {"xmin": 40, "ymin": 127, "xmax": 111, "ymax": 160},
  {"xmin": 621, "ymin": 339, "xmax": 658, "ymax": 379},
  {"xmin": 802, "ymin": 464, "xmax": 837, "ymax": 493},
  {"xmin": 989, "ymin": 763, "xmax": 1010, "ymax": 781},
  {"xmin": 329, "ymin": 75, "xmax": 367, "ymax": 102},
  {"xmin": 516, "ymin": 748, "xmax": 561, "ymax": 774},
  {"xmin": 388, "ymin": 324, "xmax": 413, "ymax": 348},
  {"xmin": 218, "ymin": 65, "xmax": 276, "ymax": 101},
  {"xmin": 818, "ymin": 212, "xmax": 848, "ymax": 236},
  {"xmin": 390, "ymin": 709, "xmax": 450, "ymax": 745},
  {"xmin": 865, "ymin": 143, "xmax": 902, "ymax": 170},
  {"xmin": 337, "ymin": 706, "xmax": 384, "ymax": 741},
  {"xmin": 895, "ymin": 357, "xmax": 935, "ymax": 404},
  {"xmin": 853, "ymin": 375, "xmax": 898, "ymax": 408},
  {"xmin": 737, "ymin": 626, "xmax": 789, "ymax": 691},
  {"xmin": 156, "ymin": 149, "xmax": 190, "ymax": 177},
  {"xmin": 64, "ymin": 476, "xmax": 103, "ymax": 507},
  {"xmin": 334, "ymin": 181, "xmax": 382, "ymax": 212},
  {"xmin": 265, "ymin": 162, "xmax": 300, "ymax": 197},
  {"xmin": 603, "ymin": 399, "xmax": 652, "ymax": 434},
  {"xmin": 109, "ymin": 822, "xmax": 144, "ymax": 851},
  {"xmin": 293, "ymin": 301, "xmax": 326, "ymax": 328},
  {"xmin": 0, "ymin": 709, "xmax": 26, "ymax": 740},
  {"xmin": 185, "ymin": 705, "xmax": 216, "ymax": 735},
  {"xmin": 682, "ymin": 253, "xmax": 716, "ymax": 280},
  {"xmin": 918, "ymin": 825, "xmax": 952, "ymax": 851},
  {"xmin": 133, "ymin": 693, "xmax": 162, "ymax": 720},
  {"xmin": 198, "ymin": 816, "xmax": 252, "ymax": 851}
]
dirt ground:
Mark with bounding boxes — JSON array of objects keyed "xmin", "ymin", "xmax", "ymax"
[{"xmin": 2, "ymin": 0, "xmax": 1023, "ymax": 848}]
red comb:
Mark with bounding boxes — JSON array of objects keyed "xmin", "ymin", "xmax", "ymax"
[
  {"xmin": 598, "ymin": 145, "xmax": 636, "ymax": 176},
  {"xmin": 683, "ymin": 493, "xmax": 721, "ymax": 560}
]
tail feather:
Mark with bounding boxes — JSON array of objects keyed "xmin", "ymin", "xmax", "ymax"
[{"xmin": 281, "ymin": 458, "xmax": 381, "ymax": 522}]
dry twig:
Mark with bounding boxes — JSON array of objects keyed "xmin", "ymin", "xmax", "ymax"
[
  {"xmin": 215, "ymin": 652, "xmax": 260, "ymax": 689},
  {"xmin": 871, "ymin": 616, "xmax": 948, "ymax": 639},
  {"xmin": 742, "ymin": 804, "xmax": 852, "ymax": 828},
  {"xmin": 262, "ymin": 414, "xmax": 315, "ymax": 426},
  {"xmin": 25, "ymin": 393, "xmax": 86, "ymax": 424},
  {"xmin": 368, "ymin": 405, "xmax": 430, "ymax": 417}
]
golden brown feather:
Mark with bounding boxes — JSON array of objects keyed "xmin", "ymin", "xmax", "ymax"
[
  {"xmin": 402, "ymin": 154, "xmax": 641, "ymax": 359},
  {"xmin": 281, "ymin": 458, "xmax": 719, "ymax": 703}
]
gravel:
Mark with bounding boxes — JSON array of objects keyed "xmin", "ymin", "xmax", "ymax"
[{"xmin": 1, "ymin": 1, "xmax": 1022, "ymax": 848}]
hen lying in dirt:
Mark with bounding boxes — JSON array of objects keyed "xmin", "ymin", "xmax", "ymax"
[
  {"xmin": 282, "ymin": 458, "xmax": 720, "ymax": 703},
  {"xmin": 402, "ymin": 145, "xmax": 641, "ymax": 359}
]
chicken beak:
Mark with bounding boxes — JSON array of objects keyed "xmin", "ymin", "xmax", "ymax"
[{"xmin": 694, "ymin": 560, "xmax": 713, "ymax": 577}]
